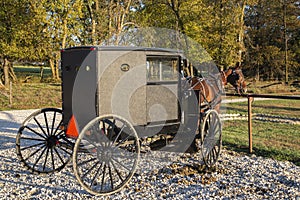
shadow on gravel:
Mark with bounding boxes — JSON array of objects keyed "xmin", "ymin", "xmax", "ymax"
[
  {"xmin": 0, "ymin": 118, "xmax": 20, "ymax": 134},
  {"xmin": 0, "ymin": 118, "xmax": 20, "ymax": 150}
]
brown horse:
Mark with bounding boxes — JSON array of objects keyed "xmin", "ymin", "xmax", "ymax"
[
  {"xmin": 221, "ymin": 66, "xmax": 247, "ymax": 94},
  {"xmin": 189, "ymin": 76, "xmax": 222, "ymax": 113}
]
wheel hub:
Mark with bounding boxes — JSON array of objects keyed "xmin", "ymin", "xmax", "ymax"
[
  {"xmin": 98, "ymin": 147, "xmax": 113, "ymax": 163},
  {"xmin": 46, "ymin": 135, "xmax": 59, "ymax": 148}
]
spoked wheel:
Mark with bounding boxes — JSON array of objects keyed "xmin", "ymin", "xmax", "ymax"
[
  {"xmin": 16, "ymin": 108, "xmax": 73, "ymax": 174},
  {"xmin": 73, "ymin": 114, "xmax": 140, "ymax": 196},
  {"xmin": 201, "ymin": 109, "xmax": 222, "ymax": 167}
]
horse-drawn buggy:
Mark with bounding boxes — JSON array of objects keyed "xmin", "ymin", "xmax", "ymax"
[{"xmin": 16, "ymin": 46, "xmax": 223, "ymax": 195}]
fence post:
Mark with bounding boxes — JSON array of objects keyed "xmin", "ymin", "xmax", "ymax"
[
  {"xmin": 9, "ymin": 81, "xmax": 12, "ymax": 106},
  {"xmin": 248, "ymin": 96, "xmax": 253, "ymax": 153}
]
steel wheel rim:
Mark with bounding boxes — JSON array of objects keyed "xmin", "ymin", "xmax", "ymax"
[
  {"xmin": 73, "ymin": 114, "xmax": 140, "ymax": 196},
  {"xmin": 201, "ymin": 110, "xmax": 222, "ymax": 167}
]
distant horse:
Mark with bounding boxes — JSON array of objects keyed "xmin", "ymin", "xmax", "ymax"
[{"xmin": 221, "ymin": 66, "xmax": 247, "ymax": 94}]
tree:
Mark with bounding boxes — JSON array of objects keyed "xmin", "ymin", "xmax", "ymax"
[
  {"xmin": 0, "ymin": 0, "xmax": 32, "ymax": 86},
  {"xmin": 243, "ymin": 0, "xmax": 300, "ymax": 81}
]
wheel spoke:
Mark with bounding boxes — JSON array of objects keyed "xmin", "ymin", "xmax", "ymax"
[
  {"xmin": 92, "ymin": 126, "xmax": 106, "ymax": 147},
  {"xmin": 90, "ymin": 162, "xmax": 103, "ymax": 188},
  {"xmin": 20, "ymin": 136, "xmax": 45, "ymax": 142},
  {"xmin": 77, "ymin": 157, "xmax": 97, "ymax": 167},
  {"xmin": 56, "ymin": 145, "xmax": 72, "ymax": 156},
  {"xmin": 60, "ymin": 136, "xmax": 75, "ymax": 146},
  {"xmin": 111, "ymin": 157, "xmax": 131, "ymax": 171},
  {"xmin": 53, "ymin": 146, "xmax": 67, "ymax": 165},
  {"xmin": 82, "ymin": 160, "xmax": 100, "ymax": 179},
  {"xmin": 110, "ymin": 159, "xmax": 124, "ymax": 182},
  {"xmin": 43, "ymin": 112, "xmax": 50, "ymax": 136},
  {"xmin": 53, "ymin": 120, "xmax": 64, "ymax": 136},
  {"xmin": 50, "ymin": 111, "xmax": 57, "ymax": 136},
  {"xmin": 24, "ymin": 144, "xmax": 46, "ymax": 161},
  {"xmin": 102, "ymin": 120, "xmax": 106, "ymax": 134},
  {"xmin": 108, "ymin": 163, "xmax": 114, "ymax": 190},
  {"xmin": 84, "ymin": 135, "xmax": 99, "ymax": 147},
  {"xmin": 33, "ymin": 146, "xmax": 47, "ymax": 169},
  {"xmin": 112, "ymin": 125, "xmax": 125, "ymax": 145},
  {"xmin": 115, "ymin": 134, "xmax": 131, "ymax": 148},
  {"xmin": 43, "ymin": 148, "xmax": 50, "ymax": 171},
  {"xmin": 20, "ymin": 142, "xmax": 45, "ymax": 151},
  {"xmin": 34, "ymin": 117, "xmax": 48, "ymax": 137},
  {"xmin": 109, "ymin": 119, "xmax": 116, "ymax": 141},
  {"xmin": 100, "ymin": 164, "xmax": 107, "ymax": 191},
  {"xmin": 51, "ymin": 148, "xmax": 55, "ymax": 171},
  {"xmin": 24, "ymin": 126, "xmax": 46, "ymax": 139}
]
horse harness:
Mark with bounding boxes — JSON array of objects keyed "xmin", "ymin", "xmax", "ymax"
[{"xmin": 190, "ymin": 77, "xmax": 222, "ymax": 112}]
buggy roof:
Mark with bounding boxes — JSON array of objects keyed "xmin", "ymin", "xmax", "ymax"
[{"xmin": 63, "ymin": 46, "xmax": 184, "ymax": 54}]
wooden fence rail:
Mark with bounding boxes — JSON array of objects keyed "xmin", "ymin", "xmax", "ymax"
[{"xmin": 223, "ymin": 93, "xmax": 300, "ymax": 153}]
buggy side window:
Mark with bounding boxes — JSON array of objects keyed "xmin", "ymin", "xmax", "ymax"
[{"xmin": 146, "ymin": 56, "xmax": 178, "ymax": 82}]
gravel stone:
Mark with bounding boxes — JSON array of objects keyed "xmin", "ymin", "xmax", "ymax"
[{"xmin": 0, "ymin": 109, "xmax": 299, "ymax": 199}]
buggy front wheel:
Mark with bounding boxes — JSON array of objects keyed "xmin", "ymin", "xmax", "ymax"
[
  {"xmin": 73, "ymin": 114, "xmax": 140, "ymax": 196},
  {"xmin": 201, "ymin": 109, "xmax": 222, "ymax": 167}
]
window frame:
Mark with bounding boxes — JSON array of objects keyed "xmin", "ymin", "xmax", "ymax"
[{"xmin": 146, "ymin": 55, "xmax": 180, "ymax": 84}]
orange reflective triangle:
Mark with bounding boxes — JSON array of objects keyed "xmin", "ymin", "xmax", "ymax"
[{"xmin": 66, "ymin": 115, "xmax": 79, "ymax": 138}]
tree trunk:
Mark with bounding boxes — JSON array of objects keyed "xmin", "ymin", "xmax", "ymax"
[
  {"xmin": 238, "ymin": 1, "xmax": 246, "ymax": 65},
  {"xmin": 0, "ymin": 69, "xmax": 4, "ymax": 86},
  {"xmin": 49, "ymin": 58, "xmax": 56, "ymax": 80},
  {"xmin": 108, "ymin": 0, "xmax": 113, "ymax": 45},
  {"xmin": 40, "ymin": 66, "xmax": 44, "ymax": 81},
  {"xmin": 8, "ymin": 64, "xmax": 17, "ymax": 82},
  {"xmin": 62, "ymin": 19, "xmax": 67, "ymax": 49},
  {"xmin": 55, "ymin": 53, "xmax": 60, "ymax": 80},
  {"xmin": 283, "ymin": 0, "xmax": 288, "ymax": 84},
  {"xmin": 3, "ymin": 58, "xmax": 10, "ymax": 86}
]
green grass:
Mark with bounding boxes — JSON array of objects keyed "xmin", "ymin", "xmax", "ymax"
[
  {"xmin": 0, "ymin": 65, "xmax": 61, "ymax": 110},
  {"xmin": 224, "ymin": 99, "xmax": 300, "ymax": 118},
  {"xmin": 0, "ymin": 83, "xmax": 61, "ymax": 110},
  {"xmin": 223, "ymin": 100, "xmax": 300, "ymax": 166}
]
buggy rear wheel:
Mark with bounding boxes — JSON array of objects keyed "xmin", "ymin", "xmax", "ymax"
[
  {"xmin": 201, "ymin": 109, "xmax": 222, "ymax": 167},
  {"xmin": 73, "ymin": 114, "xmax": 140, "ymax": 196},
  {"xmin": 16, "ymin": 108, "xmax": 73, "ymax": 174}
]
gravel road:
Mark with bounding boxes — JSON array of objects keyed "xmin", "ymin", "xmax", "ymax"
[{"xmin": 0, "ymin": 109, "xmax": 299, "ymax": 199}]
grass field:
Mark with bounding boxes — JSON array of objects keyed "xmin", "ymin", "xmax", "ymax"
[
  {"xmin": 0, "ymin": 83, "xmax": 61, "ymax": 110},
  {"xmin": 224, "ymin": 99, "xmax": 300, "ymax": 117},
  {"xmin": 223, "ymin": 120, "xmax": 300, "ymax": 166},
  {"xmin": 222, "ymin": 98, "xmax": 300, "ymax": 166},
  {"xmin": 0, "ymin": 66, "xmax": 61, "ymax": 110}
]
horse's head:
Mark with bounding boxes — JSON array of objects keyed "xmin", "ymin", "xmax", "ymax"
[{"xmin": 222, "ymin": 66, "xmax": 247, "ymax": 94}]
